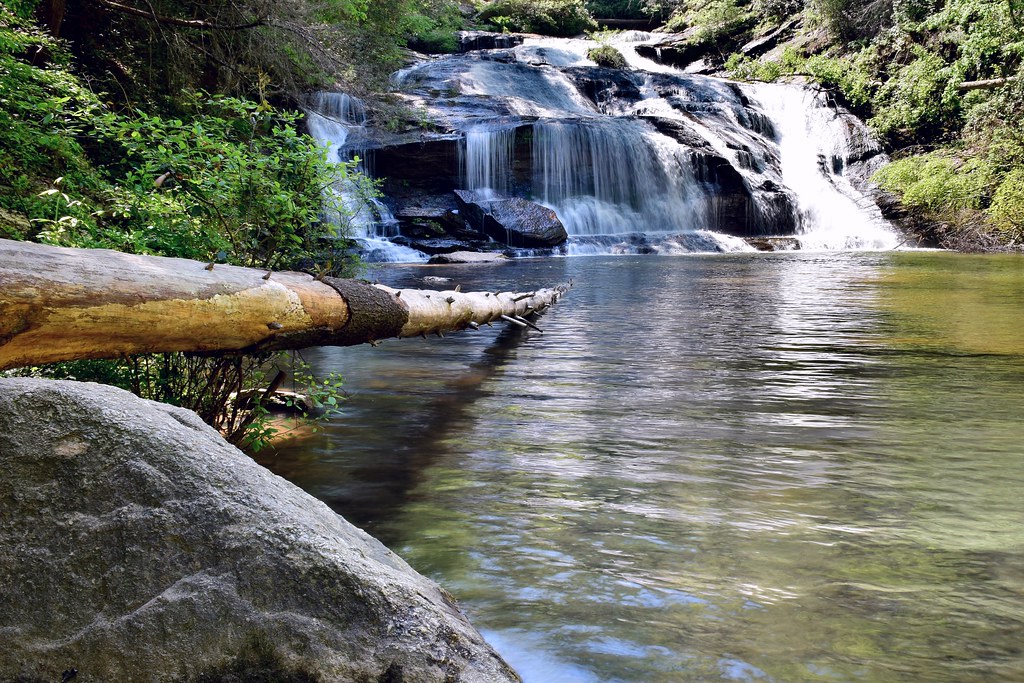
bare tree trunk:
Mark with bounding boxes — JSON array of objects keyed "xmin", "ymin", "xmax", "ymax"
[
  {"xmin": 0, "ymin": 239, "xmax": 569, "ymax": 372},
  {"xmin": 34, "ymin": 0, "xmax": 66, "ymax": 37}
]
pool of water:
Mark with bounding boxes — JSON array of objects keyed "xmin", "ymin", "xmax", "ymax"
[{"xmin": 262, "ymin": 251, "xmax": 1024, "ymax": 682}]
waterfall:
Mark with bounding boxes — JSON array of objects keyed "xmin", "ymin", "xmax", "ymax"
[
  {"xmin": 530, "ymin": 119, "xmax": 711, "ymax": 236},
  {"xmin": 305, "ymin": 93, "xmax": 427, "ymax": 263},
  {"xmin": 461, "ymin": 125, "xmax": 517, "ymax": 198},
  {"xmin": 320, "ymin": 32, "xmax": 901, "ymax": 258},
  {"xmin": 745, "ymin": 84, "xmax": 899, "ymax": 250}
]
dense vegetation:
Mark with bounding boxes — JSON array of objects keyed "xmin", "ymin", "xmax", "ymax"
[{"xmin": 0, "ymin": 0, "xmax": 386, "ymax": 446}]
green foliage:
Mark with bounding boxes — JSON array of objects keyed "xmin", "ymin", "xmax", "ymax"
[
  {"xmin": 664, "ymin": 0, "xmax": 754, "ymax": 43},
  {"xmin": 873, "ymin": 152, "xmax": 992, "ymax": 216},
  {"xmin": 11, "ymin": 351, "xmax": 346, "ymax": 450},
  {"xmin": 805, "ymin": 48, "xmax": 878, "ymax": 110},
  {"xmin": 0, "ymin": 10, "xmax": 104, "ymax": 228},
  {"xmin": 585, "ymin": 0, "xmax": 654, "ymax": 19},
  {"xmin": 477, "ymin": 0, "xmax": 598, "ymax": 36},
  {"xmin": 812, "ymin": 0, "xmax": 851, "ymax": 38},
  {"xmin": 89, "ymin": 94, "xmax": 345, "ymax": 268},
  {"xmin": 404, "ymin": 0, "xmax": 465, "ymax": 53},
  {"xmin": 869, "ymin": 47, "xmax": 959, "ymax": 142},
  {"xmin": 924, "ymin": 0, "xmax": 1024, "ymax": 80},
  {"xmin": 725, "ymin": 46, "xmax": 803, "ymax": 81},
  {"xmin": 988, "ymin": 168, "xmax": 1024, "ymax": 243},
  {"xmin": 812, "ymin": 0, "xmax": 893, "ymax": 39},
  {"xmin": 753, "ymin": 0, "xmax": 804, "ymax": 21},
  {"xmin": 587, "ymin": 43, "xmax": 628, "ymax": 67}
]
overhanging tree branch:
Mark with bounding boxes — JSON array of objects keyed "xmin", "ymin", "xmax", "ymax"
[{"xmin": 0, "ymin": 239, "xmax": 570, "ymax": 371}]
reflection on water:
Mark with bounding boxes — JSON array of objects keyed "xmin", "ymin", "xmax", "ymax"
[{"xmin": 263, "ymin": 252, "xmax": 1024, "ymax": 682}]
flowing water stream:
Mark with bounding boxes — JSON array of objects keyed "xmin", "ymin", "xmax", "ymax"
[
  {"xmin": 288, "ymin": 27, "xmax": 1024, "ymax": 683},
  {"xmin": 263, "ymin": 251, "xmax": 1024, "ymax": 682}
]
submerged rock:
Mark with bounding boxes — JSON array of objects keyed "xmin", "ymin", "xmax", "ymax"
[
  {"xmin": 428, "ymin": 250, "xmax": 510, "ymax": 264},
  {"xmin": 454, "ymin": 190, "xmax": 568, "ymax": 248},
  {"xmin": 0, "ymin": 378, "xmax": 518, "ymax": 683},
  {"xmin": 746, "ymin": 236, "xmax": 802, "ymax": 251}
]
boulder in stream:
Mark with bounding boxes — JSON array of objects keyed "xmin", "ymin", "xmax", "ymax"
[
  {"xmin": 454, "ymin": 190, "xmax": 568, "ymax": 248},
  {"xmin": 0, "ymin": 378, "xmax": 518, "ymax": 683}
]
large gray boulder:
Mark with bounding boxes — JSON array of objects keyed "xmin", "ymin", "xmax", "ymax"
[
  {"xmin": 0, "ymin": 378, "xmax": 518, "ymax": 683},
  {"xmin": 454, "ymin": 191, "xmax": 568, "ymax": 248}
]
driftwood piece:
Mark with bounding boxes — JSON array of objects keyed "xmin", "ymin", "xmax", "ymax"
[
  {"xmin": 0, "ymin": 239, "xmax": 570, "ymax": 371},
  {"xmin": 958, "ymin": 76, "xmax": 1019, "ymax": 91}
]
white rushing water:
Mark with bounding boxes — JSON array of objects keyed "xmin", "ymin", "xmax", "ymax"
[
  {"xmin": 305, "ymin": 93, "xmax": 427, "ymax": 263},
  {"xmin": 747, "ymin": 83, "xmax": 900, "ymax": 250}
]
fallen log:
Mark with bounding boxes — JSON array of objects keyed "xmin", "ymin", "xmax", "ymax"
[
  {"xmin": 958, "ymin": 76, "xmax": 1019, "ymax": 92},
  {"xmin": 0, "ymin": 238, "xmax": 570, "ymax": 371}
]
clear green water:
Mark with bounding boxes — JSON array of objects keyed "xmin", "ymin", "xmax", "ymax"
[{"xmin": 264, "ymin": 252, "xmax": 1024, "ymax": 682}]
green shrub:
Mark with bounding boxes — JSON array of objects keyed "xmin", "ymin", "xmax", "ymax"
[
  {"xmin": 664, "ymin": 0, "xmax": 754, "ymax": 43},
  {"xmin": 869, "ymin": 46, "xmax": 960, "ymax": 142},
  {"xmin": 988, "ymin": 168, "xmax": 1024, "ymax": 243},
  {"xmin": 873, "ymin": 153, "xmax": 991, "ymax": 216},
  {"xmin": 0, "ymin": 10, "xmax": 104, "ymax": 228},
  {"xmin": 585, "ymin": 0, "xmax": 653, "ymax": 19},
  {"xmin": 587, "ymin": 44, "xmax": 628, "ymax": 67},
  {"xmin": 477, "ymin": 0, "xmax": 598, "ymax": 35},
  {"xmin": 753, "ymin": 0, "xmax": 805, "ymax": 21},
  {"xmin": 805, "ymin": 49, "xmax": 877, "ymax": 110},
  {"xmin": 403, "ymin": 1, "xmax": 464, "ymax": 53},
  {"xmin": 86, "ymin": 94, "xmax": 351, "ymax": 269}
]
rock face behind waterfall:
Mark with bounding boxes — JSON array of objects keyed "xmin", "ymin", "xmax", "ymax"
[{"xmin": 0, "ymin": 378, "xmax": 518, "ymax": 683}]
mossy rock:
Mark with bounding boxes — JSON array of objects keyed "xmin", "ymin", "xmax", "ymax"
[{"xmin": 587, "ymin": 45, "xmax": 627, "ymax": 68}]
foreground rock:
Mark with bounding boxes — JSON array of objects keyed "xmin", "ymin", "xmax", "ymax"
[{"xmin": 0, "ymin": 378, "xmax": 518, "ymax": 683}]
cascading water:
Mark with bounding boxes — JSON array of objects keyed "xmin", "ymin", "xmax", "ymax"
[
  {"xmin": 531, "ymin": 119, "xmax": 711, "ymax": 235},
  {"xmin": 460, "ymin": 125, "xmax": 517, "ymax": 198},
  {"xmin": 314, "ymin": 31, "xmax": 900, "ymax": 260},
  {"xmin": 746, "ymin": 83, "xmax": 899, "ymax": 250},
  {"xmin": 305, "ymin": 92, "xmax": 426, "ymax": 263}
]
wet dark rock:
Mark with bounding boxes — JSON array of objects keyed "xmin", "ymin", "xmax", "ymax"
[
  {"xmin": 457, "ymin": 31, "xmax": 524, "ymax": 52},
  {"xmin": 372, "ymin": 138, "xmax": 462, "ymax": 202},
  {"xmin": 565, "ymin": 66, "xmax": 644, "ymax": 110},
  {"xmin": 636, "ymin": 40, "xmax": 710, "ymax": 72},
  {"xmin": 827, "ymin": 113, "xmax": 888, "ymax": 189},
  {"xmin": 0, "ymin": 378, "xmax": 518, "ymax": 683},
  {"xmin": 644, "ymin": 115, "xmax": 718, "ymax": 153},
  {"xmin": 392, "ymin": 235, "xmax": 493, "ymax": 255},
  {"xmin": 746, "ymin": 236, "xmax": 802, "ymax": 251},
  {"xmin": 454, "ymin": 190, "xmax": 568, "ymax": 248},
  {"xmin": 392, "ymin": 206, "xmax": 476, "ymax": 240}
]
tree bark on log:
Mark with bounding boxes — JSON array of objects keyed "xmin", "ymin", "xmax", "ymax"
[{"xmin": 0, "ymin": 239, "xmax": 570, "ymax": 371}]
